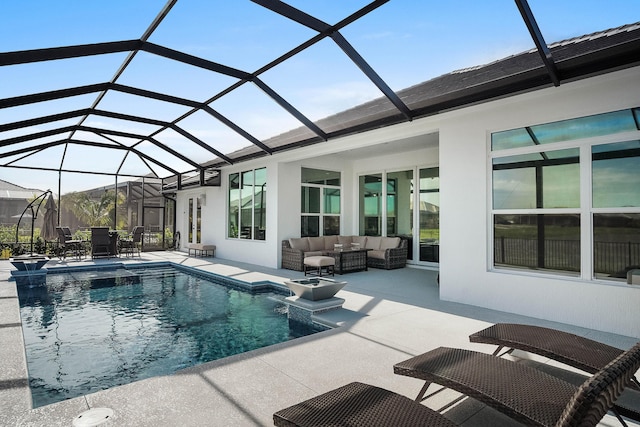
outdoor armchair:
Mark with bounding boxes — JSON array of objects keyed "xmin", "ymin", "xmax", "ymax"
[
  {"xmin": 119, "ymin": 226, "xmax": 144, "ymax": 257},
  {"xmin": 91, "ymin": 227, "xmax": 116, "ymax": 258},
  {"xmin": 56, "ymin": 226, "xmax": 83, "ymax": 260}
]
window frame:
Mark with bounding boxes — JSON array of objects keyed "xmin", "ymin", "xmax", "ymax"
[
  {"xmin": 300, "ymin": 167, "xmax": 341, "ymax": 237},
  {"xmin": 227, "ymin": 167, "xmax": 266, "ymax": 241},
  {"xmin": 489, "ymin": 109, "xmax": 640, "ymax": 283}
]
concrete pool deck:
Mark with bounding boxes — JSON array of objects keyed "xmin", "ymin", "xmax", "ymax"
[{"xmin": 1, "ymin": 251, "xmax": 638, "ymax": 426}]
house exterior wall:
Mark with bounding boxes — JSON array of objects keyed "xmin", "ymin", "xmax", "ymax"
[
  {"xmin": 175, "ymin": 65, "xmax": 640, "ymax": 338},
  {"xmin": 439, "ymin": 66, "xmax": 640, "ymax": 338}
]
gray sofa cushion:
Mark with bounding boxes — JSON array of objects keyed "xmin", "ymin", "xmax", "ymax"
[
  {"xmin": 289, "ymin": 237, "xmax": 309, "ymax": 251},
  {"xmin": 338, "ymin": 235, "xmax": 353, "ymax": 245},
  {"xmin": 308, "ymin": 237, "xmax": 325, "ymax": 251},
  {"xmin": 368, "ymin": 250, "xmax": 386, "ymax": 260},
  {"xmin": 323, "ymin": 235, "xmax": 339, "ymax": 250},
  {"xmin": 380, "ymin": 237, "xmax": 400, "ymax": 249},
  {"xmin": 352, "ymin": 236, "xmax": 367, "ymax": 247},
  {"xmin": 365, "ymin": 236, "xmax": 382, "ymax": 250}
]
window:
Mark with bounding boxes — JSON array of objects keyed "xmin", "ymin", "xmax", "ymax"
[
  {"xmin": 359, "ymin": 174, "xmax": 382, "ymax": 236},
  {"xmin": 417, "ymin": 168, "xmax": 439, "ymax": 262},
  {"xmin": 491, "ymin": 107, "xmax": 640, "ymax": 281},
  {"xmin": 301, "ymin": 168, "xmax": 341, "ymax": 237},
  {"xmin": 228, "ymin": 167, "xmax": 266, "ymax": 240}
]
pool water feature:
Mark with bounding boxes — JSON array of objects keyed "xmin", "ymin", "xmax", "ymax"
[{"xmin": 17, "ymin": 264, "xmax": 323, "ymax": 408}]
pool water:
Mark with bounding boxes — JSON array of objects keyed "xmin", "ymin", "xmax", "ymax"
[{"xmin": 17, "ymin": 265, "xmax": 319, "ymax": 408}]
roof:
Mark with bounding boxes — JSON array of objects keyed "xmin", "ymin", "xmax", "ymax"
[
  {"xmin": 220, "ymin": 21, "xmax": 640, "ymax": 164},
  {"xmin": 0, "ymin": 179, "xmax": 44, "ymax": 200},
  {"xmin": 1, "ymin": 1, "xmax": 639, "ymax": 190}
]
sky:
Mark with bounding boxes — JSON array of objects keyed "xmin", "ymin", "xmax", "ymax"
[{"xmin": 0, "ymin": 0, "xmax": 638, "ymax": 193}]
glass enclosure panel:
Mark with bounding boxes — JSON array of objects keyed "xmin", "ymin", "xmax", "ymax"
[
  {"xmin": 593, "ymin": 213, "xmax": 640, "ymax": 281},
  {"xmin": 164, "ymin": 197, "xmax": 176, "ymax": 249},
  {"xmin": 228, "ymin": 173, "xmax": 240, "ymax": 238},
  {"xmin": 494, "ymin": 214, "xmax": 580, "ymax": 275},
  {"xmin": 254, "ymin": 168, "xmax": 266, "ymax": 240},
  {"xmin": 324, "ymin": 188, "xmax": 340, "ymax": 214},
  {"xmin": 301, "ymin": 216, "xmax": 319, "ymax": 238},
  {"xmin": 592, "ymin": 141, "xmax": 640, "ymax": 208},
  {"xmin": 301, "ymin": 187, "xmax": 320, "ymax": 213},
  {"xmin": 359, "ymin": 174, "xmax": 382, "ymax": 236},
  {"xmin": 493, "ymin": 149, "xmax": 579, "ymax": 209},
  {"xmin": 143, "ymin": 206, "xmax": 165, "ymax": 250},
  {"xmin": 323, "ymin": 217, "xmax": 340, "ymax": 236},
  {"xmin": 419, "ymin": 168, "xmax": 440, "ymax": 263},
  {"xmin": 240, "ymin": 170, "xmax": 254, "ymax": 239}
]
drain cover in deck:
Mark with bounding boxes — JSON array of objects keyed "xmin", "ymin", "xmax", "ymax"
[{"xmin": 73, "ymin": 408, "xmax": 114, "ymax": 426}]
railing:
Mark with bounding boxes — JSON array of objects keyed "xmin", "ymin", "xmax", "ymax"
[{"xmin": 495, "ymin": 237, "xmax": 640, "ymax": 275}]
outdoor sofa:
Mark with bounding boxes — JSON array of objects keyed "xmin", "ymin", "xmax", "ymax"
[{"xmin": 281, "ymin": 235, "xmax": 408, "ymax": 271}]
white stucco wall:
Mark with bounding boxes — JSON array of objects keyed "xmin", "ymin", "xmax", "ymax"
[
  {"xmin": 438, "ymin": 67, "xmax": 640, "ymax": 338},
  {"xmin": 174, "ymin": 65, "xmax": 639, "ymax": 337}
]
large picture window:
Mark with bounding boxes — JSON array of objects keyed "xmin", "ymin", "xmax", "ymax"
[
  {"xmin": 228, "ymin": 167, "xmax": 266, "ymax": 240},
  {"xmin": 301, "ymin": 168, "xmax": 340, "ymax": 237},
  {"xmin": 491, "ymin": 107, "xmax": 640, "ymax": 281}
]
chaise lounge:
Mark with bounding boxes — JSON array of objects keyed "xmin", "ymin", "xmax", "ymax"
[
  {"xmin": 394, "ymin": 343, "xmax": 640, "ymax": 427},
  {"xmin": 273, "ymin": 381, "xmax": 458, "ymax": 427},
  {"xmin": 469, "ymin": 323, "xmax": 640, "ymax": 387},
  {"xmin": 281, "ymin": 235, "xmax": 408, "ymax": 271}
]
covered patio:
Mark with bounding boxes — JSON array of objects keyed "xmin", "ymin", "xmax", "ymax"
[{"xmin": 1, "ymin": 253, "xmax": 637, "ymax": 426}]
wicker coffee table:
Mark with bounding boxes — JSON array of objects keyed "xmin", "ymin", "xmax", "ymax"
[{"xmin": 323, "ymin": 248, "xmax": 370, "ymax": 274}]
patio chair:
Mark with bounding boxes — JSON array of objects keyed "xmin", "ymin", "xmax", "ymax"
[
  {"xmin": 469, "ymin": 323, "xmax": 640, "ymax": 388},
  {"xmin": 56, "ymin": 226, "xmax": 84, "ymax": 260},
  {"xmin": 394, "ymin": 343, "xmax": 640, "ymax": 427},
  {"xmin": 273, "ymin": 381, "xmax": 459, "ymax": 427},
  {"xmin": 91, "ymin": 227, "xmax": 114, "ymax": 258},
  {"xmin": 119, "ymin": 226, "xmax": 144, "ymax": 257}
]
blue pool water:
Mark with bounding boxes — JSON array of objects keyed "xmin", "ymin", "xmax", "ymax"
[{"xmin": 17, "ymin": 265, "xmax": 320, "ymax": 408}]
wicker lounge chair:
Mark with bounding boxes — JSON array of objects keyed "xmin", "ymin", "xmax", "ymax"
[
  {"xmin": 273, "ymin": 381, "xmax": 458, "ymax": 427},
  {"xmin": 469, "ymin": 323, "xmax": 640, "ymax": 388},
  {"xmin": 394, "ymin": 343, "xmax": 640, "ymax": 427}
]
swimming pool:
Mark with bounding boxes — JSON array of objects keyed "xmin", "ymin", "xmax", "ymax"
[{"xmin": 17, "ymin": 264, "xmax": 322, "ymax": 408}]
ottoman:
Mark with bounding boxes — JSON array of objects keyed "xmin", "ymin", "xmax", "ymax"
[{"xmin": 303, "ymin": 256, "xmax": 335, "ymax": 277}]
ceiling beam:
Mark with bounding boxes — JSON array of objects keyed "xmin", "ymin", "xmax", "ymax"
[
  {"xmin": 169, "ymin": 124, "xmax": 233, "ymax": 164},
  {"xmin": 0, "ymin": 124, "xmax": 202, "ymax": 170},
  {"xmin": 253, "ymin": 77, "xmax": 328, "ymax": 140},
  {"xmin": 0, "ymin": 83, "xmax": 109, "ymax": 109},
  {"xmin": 201, "ymin": 105, "xmax": 273, "ymax": 154},
  {"xmin": 514, "ymin": 0, "xmax": 560, "ymax": 86},
  {"xmin": 0, "ymin": 40, "xmax": 142, "ymax": 66},
  {"xmin": 0, "ymin": 138, "xmax": 180, "ymax": 176},
  {"xmin": 253, "ymin": 0, "xmax": 411, "ymax": 120}
]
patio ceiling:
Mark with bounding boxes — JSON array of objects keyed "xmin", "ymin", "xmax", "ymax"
[{"xmin": 1, "ymin": 1, "xmax": 639, "ymax": 191}]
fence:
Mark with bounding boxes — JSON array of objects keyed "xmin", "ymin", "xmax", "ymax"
[{"xmin": 494, "ymin": 237, "xmax": 640, "ymax": 275}]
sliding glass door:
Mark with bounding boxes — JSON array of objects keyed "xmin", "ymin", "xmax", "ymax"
[{"xmin": 358, "ymin": 167, "xmax": 439, "ymax": 265}]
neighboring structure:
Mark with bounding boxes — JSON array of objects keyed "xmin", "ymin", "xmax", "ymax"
[
  {"xmin": 175, "ymin": 23, "xmax": 640, "ymax": 338},
  {"xmin": 0, "ymin": 179, "xmax": 46, "ymax": 227}
]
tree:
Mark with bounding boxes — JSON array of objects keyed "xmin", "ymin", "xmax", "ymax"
[{"xmin": 62, "ymin": 190, "xmax": 123, "ymax": 227}]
